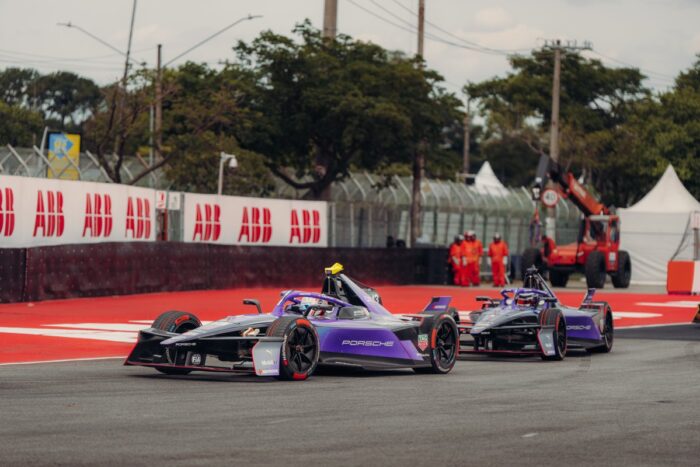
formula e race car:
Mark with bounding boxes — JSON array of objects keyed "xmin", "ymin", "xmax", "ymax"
[
  {"xmin": 458, "ymin": 267, "xmax": 613, "ymax": 360},
  {"xmin": 125, "ymin": 264, "xmax": 458, "ymax": 380}
]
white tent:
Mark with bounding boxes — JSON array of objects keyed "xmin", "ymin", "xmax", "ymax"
[
  {"xmin": 619, "ymin": 165, "xmax": 700, "ymax": 284},
  {"xmin": 473, "ymin": 161, "xmax": 509, "ymax": 197}
]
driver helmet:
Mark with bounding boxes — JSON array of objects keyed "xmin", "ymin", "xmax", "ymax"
[{"xmin": 516, "ymin": 292, "xmax": 538, "ymax": 307}]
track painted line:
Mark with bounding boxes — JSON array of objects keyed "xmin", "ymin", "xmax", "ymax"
[{"xmin": 0, "ymin": 356, "xmax": 125, "ymax": 367}]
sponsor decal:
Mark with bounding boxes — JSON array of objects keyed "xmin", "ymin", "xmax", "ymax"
[
  {"xmin": 238, "ymin": 207, "xmax": 272, "ymax": 243},
  {"xmin": 417, "ymin": 334, "xmax": 429, "ymax": 351},
  {"xmin": 33, "ymin": 190, "xmax": 64, "ymax": 237},
  {"xmin": 82, "ymin": 193, "xmax": 113, "ymax": 238},
  {"xmin": 192, "ymin": 203, "xmax": 221, "ymax": 241},
  {"xmin": 0, "ymin": 187, "xmax": 15, "ymax": 237},
  {"xmin": 341, "ymin": 339, "xmax": 394, "ymax": 347},
  {"xmin": 190, "ymin": 353, "xmax": 202, "ymax": 365},
  {"xmin": 175, "ymin": 342, "xmax": 196, "ymax": 347},
  {"xmin": 567, "ymin": 325, "xmax": 592, "ymax": 331},
  {"xmin": 125, "ymin": 197, "xmax": 152, "ymax": 239},
  {"xmin": 289, "ymin": 209, "xmax": 321, "ymax": 244}
]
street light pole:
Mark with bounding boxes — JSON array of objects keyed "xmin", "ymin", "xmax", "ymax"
[{"xmin": 218, "ymin": 152, "xmax": 238, "ymax": 195}]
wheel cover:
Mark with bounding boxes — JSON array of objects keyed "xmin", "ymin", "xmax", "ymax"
[
  {"xmin": 603, "ymin": 315, "xmax": 613, "ymax": 348},
  {"xmin": 556, "ymin": 318, "xmax": 567, "ymax": 355},
  {"xmin": 435, "ymin": 321, "xmax": 456, "ymax": 366},
  {"xmin": 285, "ymin": 326, "xmax": 317, "ymax": 373}
]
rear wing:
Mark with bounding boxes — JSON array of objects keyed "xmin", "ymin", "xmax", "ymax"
[{"xmin": 422, "ymin": 296, "xmax": 452, "ymax": 313}]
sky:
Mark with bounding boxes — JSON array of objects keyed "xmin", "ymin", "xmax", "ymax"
[{"xmin": 0, "ymin": 0, "xmax": 698, "ymax": 96}]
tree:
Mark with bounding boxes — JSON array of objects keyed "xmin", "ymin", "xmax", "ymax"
[
  {"xmin": 33, "ymin": 71, "xmax": 100, "ymax": 129},
  {"xmin": 0, "ymin": 101, "xmax": 43, "ymax": 146},
  {"xmin": 0, "ymin": 67, "xmax": 40, "ymax": 107},
  {"xmin": 234, "ymin": 22, "xmax": 462, "ymax": 199},
  {"xmin": 466, "ymin": 49, "xmax": 648, "ymax": 205}
]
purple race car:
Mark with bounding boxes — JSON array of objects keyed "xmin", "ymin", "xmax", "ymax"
[
  {"xmin": 458, "ymin": 267, "xmax": 614, "ymax": 360},
  {"xmin": 125, "ymin": 263, "xmax": 458, "ymax": 380}
]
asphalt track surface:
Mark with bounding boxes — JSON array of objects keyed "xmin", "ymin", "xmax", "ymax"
[{"xmin": 2, "ymin": 325, "xmax": 700, "ymax": 466}]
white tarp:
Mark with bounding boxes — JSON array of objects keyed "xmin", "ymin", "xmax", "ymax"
[
  {"xmin": 0, "ymin": 174, "xmax": 156, "ymax": 247},
  {"xmin": 619, "ymin": 165, "xmax": 700, "ymax": 284},
  {"xmin": 183, "ymin": 193, "xmax": 328, "ymax": 247},
  {"xmin": 474, "ymin": 161, "xmax": 509, "ymax": 197}
]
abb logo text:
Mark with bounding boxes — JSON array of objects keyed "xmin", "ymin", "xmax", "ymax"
[
  {"xmin": 125, "ymin": 197, "xmax": 151, "ymax": 239},
  {"xmin": 192, "ymin": 204, "xmax": 221, "ymax": 241},
  {"xmin": 0, "ymin": 187, "xmax": 15, "ymax": 237},
  {"xmin": 33, "ymin": 190, "xmax": 64, "ymax": 237},
  {"xmin": 82, "ymin": 193, "xmax": 113, "ymax": 238},
  {"xmin": 289, "ymin": 209, "xmax": 321, "ymax": 244},
  {"xmin": 238, "ymin": 207, "xmax": 272, "ymax": 243}
]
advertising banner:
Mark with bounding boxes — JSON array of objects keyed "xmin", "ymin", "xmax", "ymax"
[
  {"xmin": 183, "ymin": 193, "xmax": 328, "ymax": 247},
  {"xmin": 0, "ymin": 174, "xmax": 156, "ymax": 247},
  {"xmin": 47, "ymin": 132, "xmax": 81, "ymax": 180}
]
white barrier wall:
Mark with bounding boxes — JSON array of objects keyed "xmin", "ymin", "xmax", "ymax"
[
  {"xmin": 0, "ymin": 174, "xmax": 156, "ymax": 247},
  {"xmin": 183, "ymin": 193, "xmax": 328, "ymax": 247},
  {"xmin": 0, "ymin": 174, "xmax": 329, "ymax": 248}
]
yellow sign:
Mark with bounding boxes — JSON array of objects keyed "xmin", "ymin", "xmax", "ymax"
[{"xmin": 47, "ymin": 132, "xmax": 81, "ymax": 180}]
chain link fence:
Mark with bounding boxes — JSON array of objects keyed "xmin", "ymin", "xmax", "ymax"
[
  {"xmin": 275, "ymin": 171, "xmax": 581, "ymax": 252},
  {"xmin": 0, "ymin": 144, "xmax": 169, "ymax": 189}
]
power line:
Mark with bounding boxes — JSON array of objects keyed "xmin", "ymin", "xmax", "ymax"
[
  {"xmin": 588, "ymin": 49, "xmax": 676, "ymax": 81},
  {"xmin": 388, "ymin": 0, "xmax": 529, "ymax": 54},
  {"xmin": 345, "ymin": 0, "xmax": 509, "ymax": 56}
]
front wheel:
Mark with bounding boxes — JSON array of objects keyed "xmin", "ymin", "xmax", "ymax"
[
  {"xmin": 540, "ymin": 308, "xmax": 567, "ymax": 361},
  {"xmin": 585, "ymin": 251, "xmax": 606, "ymax": 289},
  {"xmin": 267, "ymin": 316, "xmax": 319, "ymax": 381},
  {"xmin": 151, "ymin": 310, "xmax": 202, "ymax": 375},
  {"xmin": 415, "ymin": 313, "xmax": 458, "ymax": 374}
]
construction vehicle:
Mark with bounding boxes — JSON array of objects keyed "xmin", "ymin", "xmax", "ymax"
[{"xmin": 521, "ymin": 154, "xmax": 631, "ymax": 289}]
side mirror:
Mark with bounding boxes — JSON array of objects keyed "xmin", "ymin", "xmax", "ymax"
[
  {"xmin": 476, "ymin": 296, "xmax": 492, "ymax": 302},
  {"xmin": 243, "ymin": 298, "xmax": 262, "ymax": 314},
  {"xmin": 544, "ymin": 297, "xmax": 558, "ymax": 304}
]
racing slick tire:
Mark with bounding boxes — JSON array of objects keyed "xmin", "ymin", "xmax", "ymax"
[
  {"xmin": 414, "ymin": 313, "xmax": 459, "ymax": 374},
  {"xmin": 267, "ymin": 316, "xmax": 319, "ymax": 381},
  {"xmin": 521, "ymin": 248, "xmax": 545, "ymax": 279},
  {"xmin": 585, "ymin": 251, "xmax": 607, "ymax": 289},
  {"xmin": 151, "ymin": 311, "xmax": 202, "ymax": 375},
  {"xmin": 590, "ymin": 305, "xmax": 614, "ymax": 353},
  {"xmin": 549, "ymin": 269, "xmax": 570, "ymax": 287},
  {"xmin": 539, "ymin": 308, "xmax": 567, "ymax": 361},
  {"xmin": 611, "ymin": 250, "xmax": 631, "ymax": 289}
]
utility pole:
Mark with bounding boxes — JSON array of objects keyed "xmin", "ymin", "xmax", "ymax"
[
  {"xmin": 410, "ymin": 0, "xmax": 426, "ymax": 247},
  {"xmin": 115, "ymin": 0, "xmax": 138, "ymax": 155},
  {"xmin": 323, "ymin": 0, "xmax": 338, "ymax": 38},
  {"xmin": 155, "ymin": 44, "xmax": 162, "ymax": 162},
  {"xmin": 462, "ymin": 96, "xmax": 471, "ymax": 177},
  {"xmin": 543, "ymin": 39, "xmax": 591, "ymax": 241}
]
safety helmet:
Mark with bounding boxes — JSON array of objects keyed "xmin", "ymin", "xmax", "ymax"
[
  {"xmin": 494, "ymin": 233, "xmax": 502, "ymax": 240},
  {"xmin": 454, "ymin": 234, "xmax": 464, "ymax": 242}
]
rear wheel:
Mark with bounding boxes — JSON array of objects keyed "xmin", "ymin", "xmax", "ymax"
[
  {"xmin": 415, "ymin": 313, "xmax": 458, "ymax": 374},
  {"xmin": 549, "ymin": 269, "xmax": 570, "ymax": 287},
  {"xmin": 585, "ymin": 251, "xmax": 606, "ymax": 289},
  {"xmin": 268, "ymin": 316, "xmax": 319, "ymax": 381},
  {"xmin": 521, "ymin": 248, "xmax": 544, "ymax": 279},
  {"xmin": 590, "ymin": 306, "xmax": 614, "ymax": 353},
  {"xmin": 540, "ymin": 308, "xmax": 567, "ymax": 361},
  {"xmin": 611, "ymin": 250, "xmax": 631, "ymax": 289},
  {"xmin": 151, "ymin": 311, "xmax": 202, "ymax": 375}
]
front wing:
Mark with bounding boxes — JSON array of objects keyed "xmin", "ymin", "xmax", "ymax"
[{"xmin": 124, "ymin": 328, "xmax": 285, "ymax": 376}]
